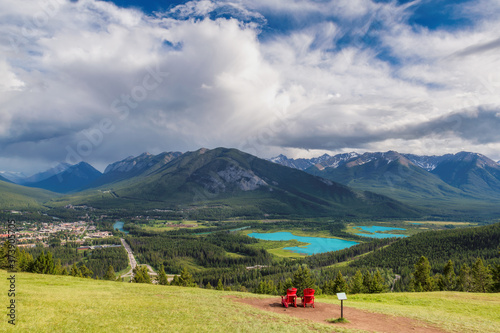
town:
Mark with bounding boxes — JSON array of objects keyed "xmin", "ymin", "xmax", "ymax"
[{"xmin": 0, "ymin": 211, "xmax": 113, "ymax": 248}]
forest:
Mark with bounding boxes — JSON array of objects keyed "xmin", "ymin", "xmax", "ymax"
[
  {"xmin": 0, "ymin": 239, "xmax": 128, "ymax": 280},
  {"xmin": 1, "ymin": 220, "xmax": 499, "ymax": 295},
  {"xmin": 123, "ymin": 221, "xmax": 500, "ymax": 293}
]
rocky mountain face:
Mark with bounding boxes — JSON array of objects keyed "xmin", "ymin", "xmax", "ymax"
[
  {"xmin": 430, "ymin": 152, "xmax": 500, "ymax": 197},
  {"xmin": 86, "ymin": 151, "xmax": 183, "ymax": 188},
  {"xmin": 70, "ymin": 147, "xmax": 420, "ymax": 217},
  {"xmin": 272, "ymin": 151, "xmax": 500, "ymax": 206},
  {"xmin": 103, "ymin": 152, "xmax": 183, "ymax": 174},
  {"xmin": 269, "ymin": 153, "xmax": 359, "ymax": 170}
]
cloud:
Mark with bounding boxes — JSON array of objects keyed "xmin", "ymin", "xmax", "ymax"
[{"xmin": 1, "ymin": 0, "xmax": 500, "ymax": 173}]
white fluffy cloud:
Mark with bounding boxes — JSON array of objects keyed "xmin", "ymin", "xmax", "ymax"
[{"xmin": 1, "ymin": 0, "xmax": 500, "ymax": 173}]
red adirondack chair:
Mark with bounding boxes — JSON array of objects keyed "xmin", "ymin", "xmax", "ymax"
[
  {"xmin": 301, "ymin": 288, "xmax": 315, "ymax": 308},
  {"xmin": 281, "ymin": 288, "xmax": 297, "ymax": 308}
]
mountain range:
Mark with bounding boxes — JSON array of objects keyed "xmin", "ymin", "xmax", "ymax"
[
  {"xmin": 270, "ymin": 151, "xmax": 500, "ymax": 216},
  {"xmin": 47, "ymin": 148, "xmax": 419, "ymax": 217},
  {"xmin": 1, "ymin": 148, "xmax": 500, "ymax": 217}
]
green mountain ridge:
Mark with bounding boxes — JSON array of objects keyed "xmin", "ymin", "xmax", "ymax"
[
  {"xmin": 431, "ymin": 152, "xmax": 500, "ymax": 198},
  {"xmin": 306, "ymin": 151, "xmax": 500, "ymax": 217},
  {"xmin": 0, "ymin": 179, "xmax": 58, "ymax": 209},
  {"xmin": 48, "ymin": 148, "xmax": 421, "ymax": 218}
]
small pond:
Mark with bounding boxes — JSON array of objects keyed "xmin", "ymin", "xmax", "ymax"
[
  {"xmin": 353, "ymin": 226, "xmax": 407, "ymax": 238},
  {"xmin": 113, "ymin": 221, "xmax": 129, "ymax": 234}
]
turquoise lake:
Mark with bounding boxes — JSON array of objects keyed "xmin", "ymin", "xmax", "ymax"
[
  {"xmin": 247, "ymin": 232, "xmax": 358, "ymax": 255},
  {"xmin": 113, "ymin": 221, "xmax": 129, "ymax": 234},
  {"xmin": 353, "ymin": 226, "xmax": 407, "ymax": 238}
]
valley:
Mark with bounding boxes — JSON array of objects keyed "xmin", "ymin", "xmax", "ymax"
[{"xmin": 1, "ymin": 147, "xmax": 499, "ymax": 331}]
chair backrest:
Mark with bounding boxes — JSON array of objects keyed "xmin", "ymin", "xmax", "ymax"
[
  {"xmin": 286, "ymin": 288, "xmax": 297, "ymax": 296},
  {"xmin": 303, "ymin": 288, "xmax": 315, "ymax": 296}
]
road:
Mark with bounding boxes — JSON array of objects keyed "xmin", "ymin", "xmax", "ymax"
[
  {"xmin": 120, "ymin": 238, "xmax": 158, "ymax": 280},
  {"xmin": 120, "ymin": 238, "xmax": 137, "ymax": 279}
]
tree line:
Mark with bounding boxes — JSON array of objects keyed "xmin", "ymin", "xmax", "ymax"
[{"xmin": 0, "ymin": 241, "xmax": 128, "ymax": 280}]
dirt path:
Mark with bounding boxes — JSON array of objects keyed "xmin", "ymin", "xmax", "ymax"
[{"xmin": 230, "ymin": 296, "xmax": 448, "ymax": 333}]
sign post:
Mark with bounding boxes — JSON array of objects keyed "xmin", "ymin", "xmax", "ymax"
[{"xmin": 336, "ymin": 292, "xmax": 347, "ymax": 319}]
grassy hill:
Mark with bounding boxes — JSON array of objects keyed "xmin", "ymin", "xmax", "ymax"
[
  {"xmin": 0, "ymin": 180, "xmax": 58, "ymax": 209},
  {"xmin": 1, "ymin": 270, "xmax": 498, "ymax": 332}
]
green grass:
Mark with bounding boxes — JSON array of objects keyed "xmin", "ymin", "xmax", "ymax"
[
  {"xmin": 139, "ymin": 220, "xmax": 207, "ymax": 232},
  {"xmin": 0, "ymin": 270, "xmax": 338, "ymax": 332},
  {"xmin": 115, "ymin": 265, "xmax": 131, "ymax": 277},
  {"xmin": 327, "ymin": 317, "xmax": 350, "ymax": 323},
  {"xmin": 246, "ymin": 237, "xmax": 309, "ymax": 258},
  {"xmin": 267, "ymin": 248, "xmax": 307, "ymax": 258},
  {"xmin": 173, "ymin": 257, "xmax": 205, "ymax": 272},
  {"xmin": 225, "ymin": 251, "xmax": 246, "ymax": 258},
  {"xmin": 1, "ymin": 271, "xmax": 499, "ymax": 332},
  {"xmin": 318, "ymin": 292, "xmax": 500, "ymax": 333}
]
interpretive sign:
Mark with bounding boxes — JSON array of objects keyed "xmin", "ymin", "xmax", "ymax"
[{"xmin": 336, "ymin": 293, "xmax": 347, "ymax": 319}]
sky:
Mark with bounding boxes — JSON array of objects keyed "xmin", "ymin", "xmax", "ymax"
[{"xmin": 1, "ymin": 0, "xmax": 500, "ymax": 174}]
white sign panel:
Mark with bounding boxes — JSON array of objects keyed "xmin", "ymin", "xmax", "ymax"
[{"xmin": 336, "ymin": 292, "xmax": 347, "ymax": 300}]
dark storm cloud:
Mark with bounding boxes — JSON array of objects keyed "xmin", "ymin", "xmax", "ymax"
[{"xmin": 273, "ymin": 106, "xmax": 500, "ymax": 150}]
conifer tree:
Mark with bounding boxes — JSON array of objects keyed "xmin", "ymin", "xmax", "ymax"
[
  {"xmin": 437, "ymin": 260, "xmax": 456, "ymax": 291},
  {"xmin": 216, "ymin": 278, "xmax": 224, "ymax": 291},
  {"xmin": 267, "ymin": 280, "xmax": 277, "ymax": 295},
  {"xmin": 157, "ymin": 264, "xmax": 169, "ymax": 285},
  {"xmin": 470, "ymin": 258, "xmax": 493, "ymax": 293},
  {"xmin": 413, "ymin": 256, "xmax": 433, "ymax": 291},
  {"xmin": 170, "ymin": 275, "xmax": 181, "ymax": 286},
  {"xmin": 277, "ymin": 280, "xmax": 284, "ymax": 295},
  {"xmin": 369, "ymin": 270, "xmax": 385, "ymax": 293},
  {"xmin": 332, "ymin": 271, "xmax": 347, "ymax": 293},
  {"xmin": 104, "ymin": 265, "xmax": 116, "ymax": 281},
  {"xmin": 492, "ymin": 251, "xmax": 500, "ymax": 292},
  {"xmin": 256, "ymin": 280, "xmax": 266, "ymax": 294},
  {"xmin": 492, "ymin": 263, "xmax": 500, "ymax": 292},
  {"xmin": 321, "ymin": 279, "xmax": 335, "ymax": 295},
  {"xmin": 132, "ymin": 266, "xmax": 151, "ymax": 283},
  {"xmin": 54, "ymin": 259, "xmax": 63, "ymax": 275},
  {"xmin": 79, "ymin": 264, "xmax": 93, "ymax": 278},
  {"xmin": 283, "ymin": 277, "xmax": 293, "ymax": 292},
  {"xmin": 17, "ymin": 249, "xmax": 33, "ymax": 272},
  {"xmin": 457, "ymin": 263, "xmax": 471, "ymax": 292},
  {"xmin": 206, "ymin": 282, "xmax": 212, "ymax": 289},
  {"xmin": 179, "ymin": 267, "xmax": 195, "ymax": 287},
  {"xmin": 362, "ymin": 271, "xmax": 372, "ymax": 292},
  {"xmin": 0, "ymin": 241, "xmax": 9, "ymax": 269},
  {"xmin": 46, "ymin": 252, "xmax": 55, "ymax": 275},
  {"xmin": 32, "ymin": 251, "xmax": 48, "ymax": 274},
  {"xmin": 349, "ymin": 270, "xmax": 364, "ymax": 294},
  {"xmin": 70, "ymin": 263, "xmax": 81, "ymax": 277},
  {"xmin": 292, "ymin": 266, "xmax": 315, "ymax": 296}
]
